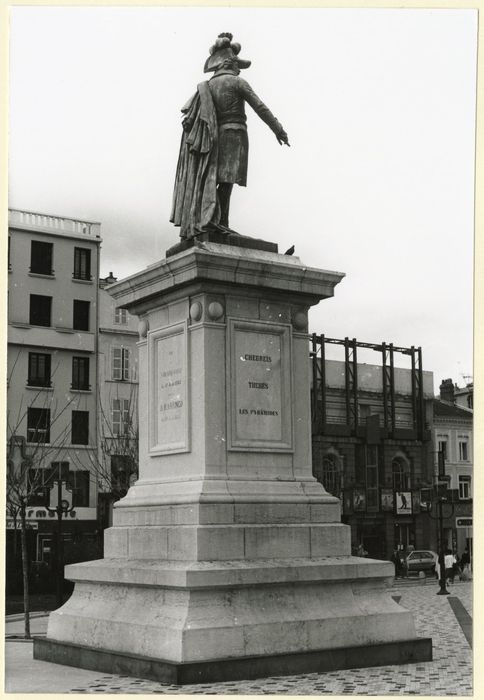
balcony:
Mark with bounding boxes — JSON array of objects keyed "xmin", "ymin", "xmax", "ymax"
[
  {"xmin": 8, "ymin": 209, "xmax": 101, "ymax": 239},
  {"xmin": 8, "ymin": 324, "xmax": 95, "ymax": 353}
]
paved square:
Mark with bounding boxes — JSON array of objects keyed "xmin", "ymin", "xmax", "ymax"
[{"xmin": 5, "ymin": 581, "xmax": 473, "ymax": 695}]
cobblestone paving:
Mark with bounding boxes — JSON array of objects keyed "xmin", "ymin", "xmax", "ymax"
[{"xmin": 65, "ymin": 582, "xmax": 473, "ymax": 695}]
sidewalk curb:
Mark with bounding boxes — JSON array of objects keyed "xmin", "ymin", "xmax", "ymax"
[
  {"xmin": 6, "ymin": 611, "xmax": 50, "ymax": 623},
  {"xmin": 6, "ymin": 634, "xmax": 46, "ymax": 643}
]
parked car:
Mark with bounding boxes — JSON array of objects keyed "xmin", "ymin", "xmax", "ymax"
[{"xmin": 403, "ymin": 550, "xmax": 438, "ymax": 577}]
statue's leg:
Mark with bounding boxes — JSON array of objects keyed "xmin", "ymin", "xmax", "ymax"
[{"xmin": 217, "ymin": 183, "xmax": 233, "ymax": 228}]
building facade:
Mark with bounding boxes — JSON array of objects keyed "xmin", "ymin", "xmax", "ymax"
[
  {"xmin": 97, "ymin": 273, "xmax": 139, "ymax": 529},
  {"xmin": 311, "ymin": 336, "xmax": 434, "ymax": 560},
  {"xmin": 431, "ymin": 379, "xmax": 473, "ymax": 560},
  {"xmin": 7, "ymin": 209, "xmax": 102, "ymax": 587}
]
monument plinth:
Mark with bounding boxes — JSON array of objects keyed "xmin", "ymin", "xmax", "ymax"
[{"xmin": 34, "ymin": 242, "xmax": 432, "ymax": 683}]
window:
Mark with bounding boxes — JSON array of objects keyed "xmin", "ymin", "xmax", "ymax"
[
  {"xmin": 73, "ymin": 248, "xmax": 91, "ymax": 280},
  {"xmin": 112, "ymin": 398, "xmax": 130, "ymax": 436},
  {"xmin": 71, "ymin": 410, "xmax": 89, "ymax": 445},
  {"xmin": 459, "ymin": 440, "xmax": 469, "ymax": 462},
  {"xmin": 28, "ymin": 352, "xmax": 51, "ymax": 387},
  {"xmin": 49, "ymin": 462, "xmax": 89, "ymax": 507},
  {"xmin": 72, "ymin": 356, "xmax": 90, "ymax": 390},
  {"xmin": 392, "ymin": 457, "xmax": 410, "ymax": 491},
  {"xmin": 438, "ymin": 440, "xmax": 448, "ymax": 460},
  {"xmin": 73, "ymin": 300, "xmax": 90, "ymax": 331},
  {"xmin": 114, "ymin": 307, "xmax": 128, "ymax": 324},
  {"xmin": 321, "ymin": 453, "xmax": 342, "ymax": 497},
  {"xmin": 366, "ymin": 446, "xmax": 379, "ymax": 512},
  {"xmin": 47, "ymin": 461, "xmax": 70, "ymax": 508},
  {"xmin": 27, "ymin": 468, "xmax": 50, "ymax": 506},
  {"xmin": 27, "ymin": 407, "xmax": 50, "ymax": 443},
  {"xmin": 359, "ymin": 404, "xmax": 371, "ymax": 421},
  {"xmin": 29, "ymin": 294, "xmax": 52, "ymax": 327},
  {"xmin": 67, "ymin": 469, "xmax": 90, "ymax": 507},
  {"xmin": 30, "ymin": 241, "xmax": 53, "ymax": 275},
  {"xmin": 111, "ymin": 347, "xmax": 131, "ymax": 381},
  {"xmin": 458, "ymin": 475, "xmax": 471, "ymax": 500}
]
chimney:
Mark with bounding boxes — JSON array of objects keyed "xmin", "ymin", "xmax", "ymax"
[
  {"xmin": 99, "ymin": 272, "xmax": 118, "ymax": 289},
  {"xmin": 439, "ymin": 378, "xmax": 455, "ymax": 403}
]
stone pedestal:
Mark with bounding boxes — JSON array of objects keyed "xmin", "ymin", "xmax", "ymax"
[{"xmin": 34, "ymin": 242, "xmax": 431, "ymax": 682}]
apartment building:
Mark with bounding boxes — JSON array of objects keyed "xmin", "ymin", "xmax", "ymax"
[
  {"xmin": 432, "ymin": 379, "xmax": 473, "ymax": 558},
  {"xmin": 97, "ymin": 273, "xmax": 139, "ymax": 528},
  {"xmin": 7, "ymin": 209, "xmax": 102, "ymax": 576}
]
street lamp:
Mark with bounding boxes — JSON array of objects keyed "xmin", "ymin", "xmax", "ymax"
[
  {"xmin": 425, "ymin": 450, "xmax": 454, "ymax": 596},
  {"xmin": 46, "ymin": 470, "xmax": 74, "ymax": 607}
]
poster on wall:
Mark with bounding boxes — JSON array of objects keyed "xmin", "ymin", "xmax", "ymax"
[
  {"xmin": 381, "ymin": 489, "xmax": 394, "ymax": 512},
  {"xmin": 395, "ymin": 491, "xmax": 413, "ymax": 515},
  {"xmin": 353, "ymin": 489, "xmax": 366, "ymax": 512}
]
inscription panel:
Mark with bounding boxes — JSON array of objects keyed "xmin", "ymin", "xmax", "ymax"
[
  {"xmin": 228, "ymin": 319, "xmax": 293, "ymax": 451},
  {"xmin": 148, "ymin": 322, "xmax": 189, "ymax": 454}
]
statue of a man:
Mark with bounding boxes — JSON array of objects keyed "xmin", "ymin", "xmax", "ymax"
[{"xmin": 170, "ymin": 33, "xmax": 289, "ymax": 239}]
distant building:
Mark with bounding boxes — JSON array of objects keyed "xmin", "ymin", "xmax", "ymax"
[
  {"xmin": 433, "ymin": 379, "xmax": 473, "ymax": 559},
  {"xmin": 310, "ymin": 336, "xmax": 434, "ymax": 560},
  {"xmin": 440, "ymin": 377, "xmax": 473, "ymax": 410},
  {"xmin": 7, "ymin": 208, "xmax": 102, "ymax": 580},
  {"xmin": 97, "ymin": 273, "xmax": 139, "ymax": 529}
]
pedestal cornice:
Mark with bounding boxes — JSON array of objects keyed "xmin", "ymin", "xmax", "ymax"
[{"xmin": 106, "ymin": 243, "xmax": 345, "ymax": 314}]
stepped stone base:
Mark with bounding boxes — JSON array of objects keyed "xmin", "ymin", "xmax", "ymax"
[
  {"xmin": 34, "ymin": 636, "xmax": 432, "ymax": 685},
  {"xmin": 36, "ymin": 555, "xmax": 432, "ymax": 680}
]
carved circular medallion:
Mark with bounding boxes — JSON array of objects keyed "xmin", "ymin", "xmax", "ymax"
[
  {"xmin": 207, "ymin": 301, "xmax": 224, "ymax": 321},
  {"xmin": 292, "ymin": 310, "xmax": 307, "ymax": 331},
  {"xmin": 138, "ymin": 318, "xmax": 149, "ymax": 338},
  {"xmin": 190, "ymin": 301, "xmax": 203, "ymax": 322}
]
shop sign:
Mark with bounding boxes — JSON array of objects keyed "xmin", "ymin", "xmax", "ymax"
[
  {"xmin": 6, "ymin": 519, "xmax": 38, "ymax": 530},
  {"xmin": 456, "ymin": 517, "xmax": 472, "ymax": 529}
]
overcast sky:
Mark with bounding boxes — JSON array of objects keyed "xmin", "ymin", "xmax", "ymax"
[{"xmin": 8, "ymin": 6, "xmax": 477, "ymax": 392}]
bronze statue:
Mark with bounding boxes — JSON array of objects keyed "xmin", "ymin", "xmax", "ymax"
[{"xmin": 170, "ymin": 33, "xmax": 289, "ymax": 239}]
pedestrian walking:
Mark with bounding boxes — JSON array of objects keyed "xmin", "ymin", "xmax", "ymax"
[
  {"xmin": 460, "ymin": 547, "xmax": 471, "ymax": 581},
  {"xmin": 453, "ymin": 552, "xmax": 461, "ymax": 581},
  {"xmin": 391, "ymin": 548, "xmax": 402, "ymax": 577},
  {"xmin": 444, "ymin": 548, "xmax": 456, "ymax": 584}
]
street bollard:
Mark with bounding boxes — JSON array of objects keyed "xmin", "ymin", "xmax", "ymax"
[{"xmin": 419, "ymin": 571, "xmax": 426, "ymax": 584}]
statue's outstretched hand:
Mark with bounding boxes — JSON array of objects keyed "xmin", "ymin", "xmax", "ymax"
[{"xmin": 277, "ymin": 130, "xmax": 290, "ymax": 147}]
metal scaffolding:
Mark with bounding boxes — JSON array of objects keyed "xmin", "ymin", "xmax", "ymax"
[{"xmin": 310, "ymin": 334, "xmax": 425, "ymax": 439}]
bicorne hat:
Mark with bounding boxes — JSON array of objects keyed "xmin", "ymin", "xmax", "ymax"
[{"xmin": 204, "ymin": 32, "xmax": 251, "ymax": 73}]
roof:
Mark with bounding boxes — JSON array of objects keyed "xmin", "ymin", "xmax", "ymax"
[{"xmin": 433, "ymin": 399, "xmax": 473, "ymax": 419}]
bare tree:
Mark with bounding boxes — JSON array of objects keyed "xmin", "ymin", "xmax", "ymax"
[
  {"xmin": 70, "ymin": 382, "xmax": 139, "ymax": 531},
  {"xmin": 6, "ymin": 358, "xmax": 84, "ymax": 638},
  {"xmin": 7, "ymin": 419, "xmax": 72, "ymax": 638}
]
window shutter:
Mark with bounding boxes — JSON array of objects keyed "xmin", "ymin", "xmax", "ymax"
[
  {"xmin": 123, "ymin": 348, "xmax": 130, "ymax": 381},
  {"xmin": 112, "ymin": 347, "xmax": 122, "ymax": 380}
]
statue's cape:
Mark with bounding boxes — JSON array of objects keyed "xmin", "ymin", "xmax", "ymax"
[{"xmin": 170, "ymin": 81, "xmax": 220, "ymax": 238}]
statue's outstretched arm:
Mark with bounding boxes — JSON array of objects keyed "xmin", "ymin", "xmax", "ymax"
[{"xmin": 239, "ymin": 79, "xmax": 289, "ymax": 146}]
